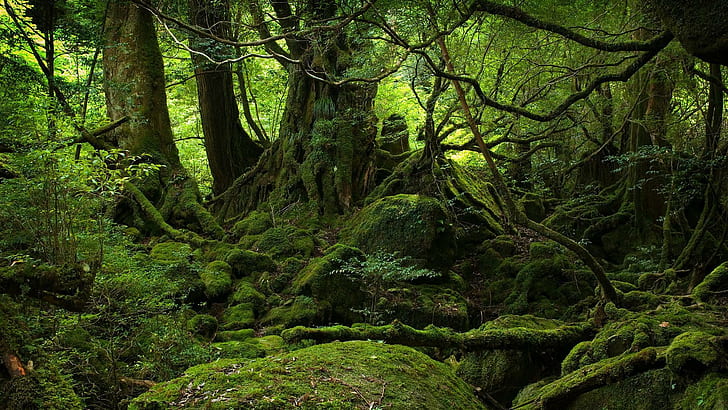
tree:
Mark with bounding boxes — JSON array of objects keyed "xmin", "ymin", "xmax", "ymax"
[{"xmin": 188, "ymin": 0, "xmax": 262, "ymax": 196}]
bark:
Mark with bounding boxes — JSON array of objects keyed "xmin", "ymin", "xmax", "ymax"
[
  {"xmin": 217, "ymin": 0, "xmax": 378, "ymax": 217},
  {"xmin": 103, "ymin": 0, "xmax": 180, "ymax": 168},
  {"xmin": 189, "ymin": 0, "xmax": 262, "ymax": 195},
  {"xmin": 1, "ymin": 340, "xmax": 27, "ymax": 378}
]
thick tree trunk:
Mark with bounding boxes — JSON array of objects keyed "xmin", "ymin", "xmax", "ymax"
[
  {"xmin": 103, "ymin": 0, "xmax": 223, "ymax": 238},
  {"xmin": 103, "ymin": 0, "xmax": 180, "ymax": 172},
  {"xmin": 189, "ymin": 0, "xmax": 262, "ymax": 196},
  {"xmin": 216, "ymin": 0, "xmax": 378, "ymax": 218}
]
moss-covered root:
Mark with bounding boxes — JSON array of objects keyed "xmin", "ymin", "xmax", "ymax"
[
  {"xmin": 123, "ymin": 181, "xmax": 211, "ymax": 247},
  {"xmin": 281, "ymin": 320, "xmax": 594, "ymax": 351},
  {"xmin": 514, "ymin": 348, "xmax": 665, "ymax": 409}
]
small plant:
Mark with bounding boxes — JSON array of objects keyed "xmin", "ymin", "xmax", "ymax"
[{"xmin": 335, "ymin": 252, "xmax": 440, "ymax": 324}]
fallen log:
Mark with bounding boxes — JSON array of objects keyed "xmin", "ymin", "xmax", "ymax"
[{"xmin": 281, "ymin": 320, "xmax": 594, "ymax": 351}]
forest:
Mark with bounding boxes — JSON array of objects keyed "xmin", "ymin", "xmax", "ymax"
[{"xmin": 0, "ymin": 0, "xmax": 727, "ymax": 408}]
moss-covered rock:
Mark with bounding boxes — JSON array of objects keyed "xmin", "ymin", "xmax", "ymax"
[
  {"xmin": 259, "ymin": 296, "xmax": 321, "ymax": 329},
  {"xmin": 340, "ymin": 194, "xmax": 456, "ymax": 269},
  {"xmin": 250, "ymin": 226, "xmax": 316, "ymax": 258},
  {"xmin": 200, "ymin": 261, "xmax": 233, "ymax": 301},
  {"xmin": 290, "ymin": 244, "xmax": 365, "ymax": 323},
  {"xmin": 220, "ymin": 303, "xmax": 255, "ymax": 330},
  {"xmin": 129, "ymin": 341, "xmax": 485, "ymax": 409},
  {"xmin": 679, "ymin": 372, "xmax": 728, "ymax": 410},
  {"xmin": 150, "ymin": 241, "xmax": 192, "ymax": 264},
  {"xmin": 231, "ymin": 210, "xmax": 273, "ymax": 238},
  {"xmin": 215, "ymin": 328, "xmax": 255, "ymax": 342},
  {"xmin": 520, "ymin": 192, "xmax": 546, "ymax": 222},
  {"xmin": 211, "ymin": 340, "xmax": 266, "ymax": 359},
  {"xmin": 456, "ymin": 315, "xmax": 567, "ymax": 405},
  {"xmin": 693, "ymin": 262, "xmax": 728, "ymax": 304},
  {"xmin": 666, "ymin": 331, "xmax": 725, "ymax": 375},
  {"xmin": 229, "ymin": 281, "xmax": 266, "ymax": 314},
  {"xmin": 186, "ymin": 314, "xmax": 218, "ymax": 340},
  {"xmin": 377, "ymin": 285, "xmax": 470, "ymax": 330},
  {"xmin": 224, "ymin": 248, "xmax": 276, "ymax": 278}
]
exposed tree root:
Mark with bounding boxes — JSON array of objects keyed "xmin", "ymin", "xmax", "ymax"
[
  {"xmin": 0, "ymin": 340, "xmax": 26, "ymax": 378},
  {"xmin": 281, "ymin": 320, "xmax": 594, "ymax": 351}
]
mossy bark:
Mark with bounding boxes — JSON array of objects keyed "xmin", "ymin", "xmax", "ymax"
[
  {"xmin": 215, "ymin": 0, "xmax": 378, "ymax": 218},
  {"xmin": 282, "ymin": 320, "xmax": 594, "ymax": 351}
]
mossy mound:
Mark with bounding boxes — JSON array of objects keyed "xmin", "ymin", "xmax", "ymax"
[
  {"xmin": 220, "ymin": 303, "xmax": 256, "ymax": 330},
  {"xmin": 211, "ymin": 340, "xmax": 266, "ymax": 359},
  {"xmin": 199, "ymin": 261, "xmax": 233, "ymax": 301},
  {"xmin": 679, "ymin": 372, "xmax": 728, "ymax": 410},
  {"xmin": 290, "ymin": 244, "xmax": 365, "ymax": 323},
  {"xmin": 231, "ymin": 210, "xmax": 273, "ymax": 238},
  {"xmin": 149, "ymin": 241, "xmax": 193, "ymax": 264},
  {"xmin": 503, "ymin": 256, "xmax": 594, "ymax": 318},
  {"xmin": 259, "ymin": 296, "xmax": 321, "ymax": 330},
  {"xmin": 229, "ymin": 281, "xmax": 266, "ymax": 314},
  {"xmin": 340, "ymin": 194, "xmax": 456, "ymax": 269},
  {"xmin": 242, "ymin": 226, "xmax": 316, "ymax": 258},
  {"xmin": 376, "ymin": 285, "xmax": 470, "ymax": 330},
  {"xmin": 224, "ymin": 248, "xmax": 276, "ymax": 278},
  {"xmin": 693, "ymin": 262, "xmax": 728, "ymax": 304},
  {"xmin": 186, "ymin": 314, "xmax": 218, "ymax": 340},
  {"xmin": 456, "ymin": 315, "xmax": 567, "ymax": 405},
  {"xmin": 129, "ymin": 341, "xmax": 485, "ymax": 409}
]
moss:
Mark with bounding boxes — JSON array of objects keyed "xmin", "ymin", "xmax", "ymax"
[
  {"xmin": 290, "ymin": 244, "xmax": 365, "ymax": 323},
  {"xmin": 378, "ymin": 285, "xmax": 470, "ymax": 330},
  {"xmin": 520, "ymin": 193, "xmax": 546, "ymax": 222},
  {"xmin": 622, "ymin": 290, "xmax": 662, "ymax": 309},
  {"xmin": 679, "ymin": 373, "xmax": 728, "ymax": 410},
  {"xmin": 611, "ymin": 280, "xmax": 638, "ymax": 293},
  {"xmin": 529, "ymin": 241, "xmax": 563, "ymax": 259},
  {"xmin": 253, "ymin": 226, "xmax": 316, "ymax": 258},
  {"xmin": 149, "ymin": 241, "xmax": 192, "ymax": 264},
  {"xmin": 340, "ymin": 194, "xmax": 456, "ymax": 269},
  {"xmin": 224, "ymin": 248, "xmax": 276, "ymax": 278},
  {"xmin": 488, "ymin": 235, "xmax": 517, "ymax": 257},
  {"xmin": 200, "ymin": 261, "xmax": 233, "ymax": 301},
  {"xmin": 129, "ymin": 340, "xmax": 485, "ymax": 409},
  {"xmin": 666, "ymin": 331, "xmax": 723, "ymax": 375},
  {"xmin": 186, "ymin": 314, "xmax": 218, "ymax": 340},
  {"xmin": 231, "ymin": 210, "xmax": 273, "ymax": 238},
  {"xmin": 562, "ymin": 368, "xmax": 681, "ymax": 410},
  {"xmin": 693, "ymin": 262, "xmax": 728, "ymax": 304},
  {"xmin": 229, "ymin": 281, "xmax": 266, "ymax": 313},
  {"xmin": 260, "ymin": 296, "xmax": 321, "ymax": 328},
  {"xmin": 457, "ymin": 315, "xmax": 567, "ymax": 405},
  {"xmin": 211, "ymin": 341, "xmax": 266, "ymax": 359},
  {"xmin": 220, "ymin": 303, "xmax": 256, "ymax": 330},
  {"xmin": 215, "ymin": 328, "xmax": 255, "ymax": 342}
]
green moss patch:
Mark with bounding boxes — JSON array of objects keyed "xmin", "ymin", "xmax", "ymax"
[
  {"xmin": 130, "ymin": 341, "xmax": 485, "ymax": 409},
  {"xmin": 220, "ymin": 303, "xmax": 255, "ymax": 330},
  {"xmin": 340, "ymin": 194, "xmax": 456, "ymax": 269},
  {"xmin": 693, "ymin": 262, "xmax": 728, "ymax": 304},
  {"xmin": 224, "ymin": 248, "xmax": 276, "ymax": 278},
  {"xmin": 150, "ymin": 241, "xmax": 192, "ymax": 264},
  {"xmin": 200, "ymin": 261, "xmax": 233, "ymax": 301}
]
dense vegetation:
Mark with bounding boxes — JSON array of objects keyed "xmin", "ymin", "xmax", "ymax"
[{"xmin": 1, "ymin": 0, "xmax": 727, "ymax": 408}]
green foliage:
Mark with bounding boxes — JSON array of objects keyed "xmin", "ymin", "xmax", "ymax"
[{"xmin": 335, "ymin": 252, "xmax": 440, "ymax": 324}]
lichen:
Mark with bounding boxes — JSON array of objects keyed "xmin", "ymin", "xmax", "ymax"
[{"xmin": 129, "ymin": 340, "xmax": 486, "ymax": 409}]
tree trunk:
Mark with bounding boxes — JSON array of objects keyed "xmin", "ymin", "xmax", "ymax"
[
  {"xmin": 189, "ymin": 0, "xmax": 262, "ymax": 196},
  {"xmin": 103, "ymin": 0, "xmax": 223, "ymax": 237},
  {"xmin": 217, "ymin": 0, "xmax": 378, "ymax": 218},
  {"xmin": 103, "ymin": 0, "xmax": 180, "ymax": 200}
]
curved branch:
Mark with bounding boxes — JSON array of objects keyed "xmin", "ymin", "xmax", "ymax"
[{"xmin": 471, "ymin": 0, "xmax": 673, "ymax": 52}]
